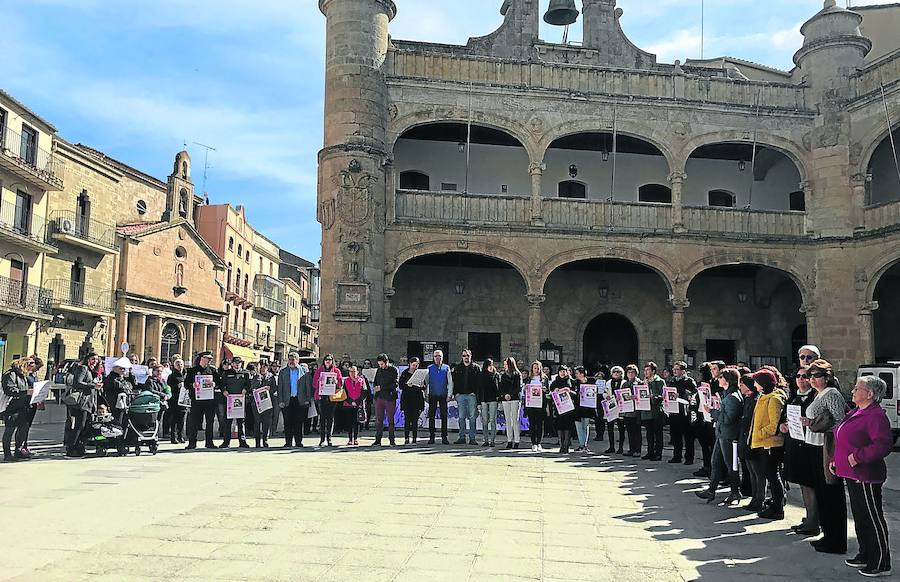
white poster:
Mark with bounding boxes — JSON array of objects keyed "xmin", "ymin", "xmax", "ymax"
[
  {"xmin": 253, "ymin": 387, "xmax": 273, "ymax": 414},
  {"xmin": 226, "ymin": 393, "xmax": 245, "ymax": 419},
  {"xmin": 319, "ymin": 372, "xmax": 338, "ymax": 396},
  {"xmin": 579, "ymin": 384, "xmax": 598, "ymax": 409},
  {"xmin": 525, "ymin": 383, "xmax": 544, "ymax": 408},
  {"xmin": 361, "ymin": 368, "xmax": 377, "ymax": 386},
  {"xmin": 615, "ymin": 388, "xmax": 635, "ymax": 413},
  {"xmin": 408, "ymin": 368, "xmax": 428, "ymax": 387},
  {"xmin": 602, "ymin": 397, "xmax": 619, "ymax": 422},
  {"xmin": 29, "ymin": 380, "xmax": 51, "ymax": 405},
  {"xmin": 132, "ymin": 365, "xmax": 150, "ymax": 385},
  {"xmin": 194, "ymin": 374, "xmax": 215, "ymax": 401},
  {"xmin": 552, "ymin": 389, "xmax": 575, "ymax": 415},
  {"xmin": 786, "ymin": 404, "xmax": 805, "ymax": 441},
  {"xmin": 663, "ymin": 386, "xmax": 679, "ymax": 414},
  {"xmin": 633, "ymin": 384, "xmax": 651, "ymax": 412}
]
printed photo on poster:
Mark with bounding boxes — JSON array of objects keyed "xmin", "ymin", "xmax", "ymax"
[
  {"xmin": 226, "ymin": 394, "xmax": 245, "ymax": 419},
  {"xmin": 319, "ymin": 372, "xmax": 338, "ymax": 396},
  {"xmin": 552, "ymin": 389, "xmax": 575, "ymax": 415},
  {"xmin": 663, "ymin": 386, "xmax": 679, "ymax": 414},
  {"xmin": 253, "ymin": 387, "xmax": 273, "ymax": 413},
  {"xmin": 602, "ymin": 397, "xmax": 619, "ymax": 421},
  {"xmin": 525, "ymin": 383, "xmax": 544, "ymax": 408},
  {"xmin": 579, "ymin": 384, "xmax": 598, "ymax": 409},
  {"xmin": 614, "ymin": 388, "xmax": 635, "ymax": 413},
  {"xmin": 194, "ymin": 374, "xmax": 215, "ymax": 401},
  {"xmin": 633, "ymin": 384, "xmax": 651, "ymax": 412}
]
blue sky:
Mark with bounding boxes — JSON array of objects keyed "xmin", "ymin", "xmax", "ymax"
[{"xmin": 1, "ymin": 0, "xmax": 892, "ymax": 261}]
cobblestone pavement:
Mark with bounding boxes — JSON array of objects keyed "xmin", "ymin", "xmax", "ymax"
[{"xmin": 2, "ymin": 425, "xmax": 896, "ymax": 581}]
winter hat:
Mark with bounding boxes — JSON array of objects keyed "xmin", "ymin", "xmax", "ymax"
[{"xmin": 752, "ymin": 369, "xmax": 776, "ymax": 392}]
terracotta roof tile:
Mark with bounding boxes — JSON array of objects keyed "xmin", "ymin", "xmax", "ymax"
[{"xmin": 117, "ymin": 221, "xmax": 165, "ymax": 235}]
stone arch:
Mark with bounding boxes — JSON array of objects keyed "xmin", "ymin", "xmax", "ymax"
[
  {"xmin": 575, "ymin": 307, "xmax": 648, "ymax": 367},
  {"xmin": 861, "ymin": 244, "xmax": 900, "ymax": 304},
  {"xmin": 537, "ymin": 121, "xmax": 677, "ymax": 173},
  {"xmin": 856, "ymin": 113, "xmax": 900, "ymax": 178},
  {"xmin": 535, "ymin": 247, "xmax": 678, "ymax": 298},
  {"xmin": 388, "ymin": 110, "xmax": 539, "ymax": 161},
  {"xmin": 680, "ymin": 253, "xmax": 811, "ymax": 308},
  {"xmin": 386, "ymin": 240, "xmax": 535, "ymax": 294},
  {"xmin": 678, "ymin": 130, "xmax": 809, "ymax": 182}
]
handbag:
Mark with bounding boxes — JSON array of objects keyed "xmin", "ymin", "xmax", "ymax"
[
  {"xmin": 330, "ymin": 387, "xmax": 347, "ymax": 403},
  {"xmin": 62, "ymin": 389, "xmax": 83, "ymax": 408}
]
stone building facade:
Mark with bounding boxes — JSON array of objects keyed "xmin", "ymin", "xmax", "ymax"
[
  {"xmin": 316, "ymin": 0, "xmax": 900, "ymax": 381},
  {"xmin": 0, "ymin": 90, "xmax": 61, "ymax": 368},
  {"xmin": 279, "ymin": 249, "xmax": 319, "ymax": 359}
]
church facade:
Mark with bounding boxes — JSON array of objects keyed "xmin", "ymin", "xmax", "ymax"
[{"xmin": 316, "ymin": 0, "xmax": 900, "ymax": 381}]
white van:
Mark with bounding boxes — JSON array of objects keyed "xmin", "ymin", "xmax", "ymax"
[{"xmin": 857, "ymin": 364, "xmax": 900, "ymax": 444}]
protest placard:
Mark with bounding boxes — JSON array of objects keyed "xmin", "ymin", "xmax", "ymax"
[
  {"xmin": 361, "ymin": 368, "xmax": 377, "ymax": 386},
  {"xmin": 596, "ymin": 379, "xmax": 609, "ymax": 396},
  {"xmin": 30, "ymin": 380, "xmax": 50, "ymax": 405},
  {"xmin": 602, "ymin": 396, "xmax": 619, "ymax": 421},
  {"xmin": 525, "ymin": 383, "xmax": 544, "ymax": 408},
  {"xmin": 697, "ymin": 383, "xmax": 712, "ymax": 408},
  {"xmin": 663, "ymin": 386, "xmax": 679, "ymax": 414},
  {"xmin": 579, "ymin": 384, "xmax": 598, "ymax": 409},
  {"xmin": 253, "ymin": 387, "xmax": 273, "ymax": 413},
  {"xmin": 615, "ymin": 388, "xmax": 635, "ymax": 413},
  {"xmin": 552, "ymin": 389, "xmax": 575, "ymax": 415},
  {"xmin": 226, "ymin": 393, "xmax": 245, "ymax": 419},
  {"xmin": 319, "ymin": 372, "xmax": 338, "ymax": 396},
  {"xmin": 132, "ymin": 365, "xmax": 150, "ymax": 385},
  {"xmin": 633, "ymin": 384, "xmax": 651, "ymax": 412},
  {"xmin": 711, "ymin": 393, "xmax": 721, "ymax": 411},
  {"xmin": 194, "ymin": 374, "xmax": 215, "ymax": 400},
  {"xmin": 786, "ymin": 404, "xmax": 805, "ymax": 440},
  {"xmin": 408, "ymin": 368, "xmax": 428, "ymax": 387}
]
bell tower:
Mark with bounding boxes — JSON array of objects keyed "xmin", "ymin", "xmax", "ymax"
[
  {"xmin": 164, "ymin": 150, "xmax": 194, "ymax": 222},
  {"xmin": 317, "ymin": 0, "xmax": 396, "ymax": 360}
]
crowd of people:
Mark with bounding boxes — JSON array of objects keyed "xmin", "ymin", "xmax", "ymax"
[{"xmin": 1, "ymin": 343, "xmax": 894, "ymax": 576}]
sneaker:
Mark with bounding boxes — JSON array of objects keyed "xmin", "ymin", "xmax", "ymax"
[
  {"xmin": 513, "ymin": 442, "xmax": 520, "ymax": 449},
  {"xmin": 537, "ymin": 445, "xmax": 544, "ymax": 452},
  {"xmin": 758, "ymin": 506, "xmax": 784, "ymax": 520},
  {"xmin": 859, "ymin": 567, "xmax": 892, "ymax": 577},
  {"xmin": 482, "ymin": 441, "xmax": 491, "ymax": 447},
  {"xmin": 531, "ymin": 445, "xmax": 537, "ymax": 452},
  {"xmin": 506, "ymin": 442, "xmax": 513, "ymax": 449},
  {"xmin": 846, "ymin": 557, "xmax": 868, "ymax": 568},
  {"xmin": 441, "ymin": 438, "xmax": 450, "ymax": 445},
  {"xmin": 668, "ymin": 457, "xmax": 682, "ymax": 464},
  {"xmin": 604, "ymin": 447, "xmax": 615, "ymax": 454},
  {"xmin": 218, "ymin": 442, "xmax": 230, "ymax": 449}
]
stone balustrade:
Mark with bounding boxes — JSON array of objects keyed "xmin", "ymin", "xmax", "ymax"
[
  {"xmin": 864, "ymin": 200, "xmax": 900, "ymax": 232},
  {"xmin": 387, "ymin": 49, "xmax": 809, "ymax": 111},
  {"xmin": 853, "ymin": 51, "xmax": 900, "ymax": 99},
  {"xmin": 395, "ymin": 190, "xmax": 809, "ymax": 238}
]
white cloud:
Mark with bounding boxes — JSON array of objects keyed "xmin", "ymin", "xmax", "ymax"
[{"xmin": 646, "ymin": 29, "xmax": 703, "ymax": 62}]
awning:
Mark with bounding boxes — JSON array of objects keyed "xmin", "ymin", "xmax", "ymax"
[{"xmin": 223, "ymin": 343, "xmax": 265, "ymax": 363}]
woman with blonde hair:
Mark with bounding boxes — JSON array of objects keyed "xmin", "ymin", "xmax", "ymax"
[
  {"xmin": 499, "ymin": 357, "xmax": 523, "ymax": 449},
  {"xmin": 524, "ymin": 360, "xmax": 549, "ymax": 452}
]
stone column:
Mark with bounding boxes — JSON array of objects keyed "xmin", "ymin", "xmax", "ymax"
[
  {"xmin": 801, "ymin": 304, "xmax": 819, "ymax": 347},
  {"xmin": 206, "ymin": 326, "xmax": 219, "ymax": 363},
  {"xmin": 114, "ymin": 306, "xmax": 129, "ymax": 356},
  {"xmin": 668, "ymin": 171, "xmax": 686, "ymax": 232},
  {"xmin": 145, "ymin": 315, "xmax": 163, "ymax": 361},
  {"xmin": 183, "ymin": 321, "xmax": 195, "ymax": 361},
  {"xmin": 670, "ymin": 298, "xmax": 689, "ymax": 362},
  {"xmin": 196, "ymin": 324, "xmax": 208, "ymax": 354},
  {"xmin": 527, "ymin": 293, "xmax": 546, "ymax": 362},
  {"xmin": 850, "ymin": 173, "xmax": 869, "ymax": 232},
  {"xmin": 859, "ymin": 301, "xmax": 879, "ymax": 364},
  {"xmin": 801, "ymin": 180, "xmax": 815, "ymax": 235},
  {"xmin": 529, "ymin": 161, "xmax": 544, "ymax": 224},
  {"xmin": 383, "ymin": 287, "xmax": 395, "ymax": 354}
]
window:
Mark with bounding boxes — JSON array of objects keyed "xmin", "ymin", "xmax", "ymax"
[
  {"xmin": 136, "ymin": 200, "xmax": 147, "ymax": 215},
  {"xmin": 228, "ymin": 237, "xmax": 234, "ymax": 251},
  {"xmin": 0, "ymin": 108, "xmax": 6, "ymax": 143},
  {"xmin": 708, "ymin": 189, "xmax": 735, "ymax": 208},
  {"xmin": 246, "ymin": 251, "xmax": 250, "ymax": 262},
  {"xmin": 395, "ymin": 317, "xmax": 413, "ymax": 329},
  {"xmin": 226, "ymin": 263, "xmax": 232, "ymax": 292},
  {"xmin": 178, "ymin": 188, "xmax": 189, "ymax": 218},
  {"xmin": 789, "ymin": 190, "xmax": 806, "ymax": 212},
  {"xmin": 8, "ymin": 259, "xmax": 26, "ymax": 304},
  {"xmin": 242, "ymin": 311, "xmax": 247, "ymax": 334},
  {"xmin": 161, "ymin": 324, "xmax": 181, "ymax": 364},
  {"xmin": 440, "ymin": 182, "xmax": 457, "ymax": 192},
  {"xmin": 237, "ymin": 244, "xmax": 243, "ymax": 257},
  {"xmin": 558, "ymin": 180, "xmax": 587, "ymax": 199},
  {"xmin": 244, "ymin": 274, "xmax": 249, "ymax": 298},
  {"xmin": 638, "ymin": 184, "xmax": 672, "ymax": 204},
  {"xmin": 20, "ymin": 125, "xmax": 37, "ymax": 165},
  {"xmin": 399, "ymin": 171, "xmax": 430, "ymax": 191},
  {"xmin": 14, "ymin": 190, "xmax": 31, "ymax": 235},
  {"xmin": 76, "ymin": 191, "xmax": 91, "ymax": 236},
  {"xmin": 175, "ymin": 246, "xmax": 187, "ymax": 259}
]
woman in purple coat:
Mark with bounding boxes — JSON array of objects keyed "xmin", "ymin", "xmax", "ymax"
[{"xmin": 831, "ymin": 375, "xmax": 893, "ymax": 578}]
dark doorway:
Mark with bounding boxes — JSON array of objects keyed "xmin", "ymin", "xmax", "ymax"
[
  {"xmin": 706, "ymin": 339, "xmax": 737, "ymax": 364},
  {"xmin": 583, "ymin": 313, "xmax": 638, "ymax": 371},
  {"xmin": 406, "ymin": 341, "xmax": 450, "ymax": 364},
  {"xmin": 874, "ymin": 261, "xmax": 900, "ymax": 362},
  {"xmin": 468, "ymin": 332, "xmax": 501, "ymax": 363}
]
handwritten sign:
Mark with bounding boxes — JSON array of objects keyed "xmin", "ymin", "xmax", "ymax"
[{"xmin": 786, "ymin": 404, "xmax": 805, "ymax": 440}]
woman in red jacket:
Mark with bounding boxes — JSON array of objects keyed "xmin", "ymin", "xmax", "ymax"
[{"xmin": 831, "ymin": 375, "xmax": 893, "ymax": 577}]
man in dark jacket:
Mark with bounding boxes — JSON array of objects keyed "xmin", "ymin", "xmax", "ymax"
[
  {"xmin": 640, "ymin": 362, "xmax": 666, "ymax": 461},
  {"xmin": 185, "ymin": 351, "xmax": 221, "ymax": 450},
  {"xmin": 219, "ymin": 356, "xmax": 251, "ymax": 448},
  {"xmin": 277, "ymin": 353, "xmax": 313, "ymax": 447},
  {"xmin": 372, "ymin": 353, "xmax": 399, "ymax": 446},
  {"xmin": 451, "ymin": 350, "xmax": 481, "ymax": 445},
  {"xmin": 667, "ymin": 360, "xmax": 697, "ymax": 464}
]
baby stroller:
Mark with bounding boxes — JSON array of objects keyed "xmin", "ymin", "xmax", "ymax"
[
  {"xmin": 123, "ymin": 390, "xmax": 161, "ymax": 456},
  {"xmin": 84, "ymin": 412, "xmax": 126, "ymax": 457}
]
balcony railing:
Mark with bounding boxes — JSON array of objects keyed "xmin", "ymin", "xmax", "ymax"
[
  {"xmin": 256, "ymin": 333, "xmax": 274, "ymax": 349},
  {"xmin": 864, "ymin": 200, "xmax": 900, "ymax": 232},
  {"xmin": 852, "ymin": 51, "xmax": 900, "ymax": 99},
  {"xmin": 44, "ymin": 279, "xmax": 114, "ymax": 315},
  {"xmin": 48, "ymin": 210, "xmax": 118, "ymax": 252},
  {"xmin": 0, "ymin": 126, "xmax": 64, "ymax": 189},
  {"xmin": 396, "ymin": 190, "xmax": 809, "ymax": 238},
  {"xmin": 254, "ymin": 293, "xmax": 286, "ymax": 316},
  {"xmin": 0, "ymin": 274, "xmax": 51, "ymax": 316},
  {"xmin": 0, "ymin": 198, "xmax": 53, "ymax": 249},
  {"xmin": 681, "ymin": 206, "xmax": 807, "ymax": 238}
]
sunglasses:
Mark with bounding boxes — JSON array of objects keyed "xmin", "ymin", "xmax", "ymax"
[
  {"xmin": 809, "ymin": 372, "xmax": 827, "ymax": 379},
  {"xmin": 799, "ymin": 354, "xmax": 816, "ymax": 361},
  {"xmin": 796, "ymin": 374, "xmax": 808, "ymax": 379}
]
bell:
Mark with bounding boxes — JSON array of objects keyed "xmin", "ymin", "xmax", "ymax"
[{"xmin": 543, "ymin": 0, "xmax": 579, "ymax": 26}]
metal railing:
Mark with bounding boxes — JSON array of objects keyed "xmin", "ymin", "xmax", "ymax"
[
  {"xmin": 0, "ymin": 126, "xmax": 64, "ymax": 187},
  {"xmin": 254, "ymin": 293, "xmax": 286, "ymax": 315},
  {"xmin": 0, "ymin": 274, "xmax": 51, "ymax": 314},
  {"xmin": 44, "ymin": 279, "xmax": 114, "ymax": 313},
  {"xmin": 48, "ymin": 210, "xmax": 118, "ymax": 251},
  {"xmin": 0, "ymin": 198, "xmax": 50, "ymax": 244}
]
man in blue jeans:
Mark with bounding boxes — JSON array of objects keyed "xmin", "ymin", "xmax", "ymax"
[
  {"xmin": 451, "ymin": 349, "xmax": 481, "ymax": 445},
  {"xmin": 424, "ymin": 350, "xmax": 454, "ymax": 445}
]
